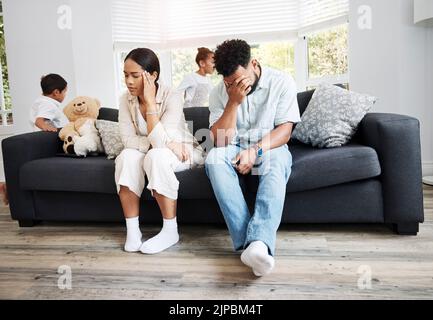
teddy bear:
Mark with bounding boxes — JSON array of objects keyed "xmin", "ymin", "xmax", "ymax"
[{"xmin": 59, "ymin": 96, "xmax": 104, "ymax": 157}]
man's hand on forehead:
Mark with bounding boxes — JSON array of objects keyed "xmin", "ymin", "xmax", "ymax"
[
  {"xmin": 225, "ymin": 74, "xmax": 252, "ymax": 105},
  {"xmin": 225, "ymin": 75, "xmax": 251, "ymax": 88}
]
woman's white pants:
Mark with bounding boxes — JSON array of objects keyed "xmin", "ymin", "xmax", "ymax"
[{"xmin": 115, "ymin": 147, "xmax": 193, "ymax": 200}]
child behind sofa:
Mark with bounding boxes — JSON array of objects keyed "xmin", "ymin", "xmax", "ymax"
[
  {"xmin": 0, "ymin": 74, "xmax": 70, "ymax": 206},
  {"xmin": 29, "ymin": 73, "xmax": 69, "ymax": 132}
]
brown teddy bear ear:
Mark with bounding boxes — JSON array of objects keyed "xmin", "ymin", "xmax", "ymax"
[{"xmin": 94, "ymin": 98, "xmax": 101, "ymax": 108}]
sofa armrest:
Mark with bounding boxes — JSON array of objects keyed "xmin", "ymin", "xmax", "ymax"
[
  {"xmin": 2, "ymin": 131, "xmax": 62, "ymax": 223},
  {"xmin": 358, "ymin": 113, "xmax": 424, "ymax": 224}
]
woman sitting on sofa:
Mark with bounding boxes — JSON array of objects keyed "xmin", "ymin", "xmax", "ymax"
[{"xmin": 115, "ymin": 48, "xmax": 204, "ymax": 254}]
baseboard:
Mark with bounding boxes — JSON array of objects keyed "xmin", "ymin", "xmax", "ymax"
[{"xmin": 423, "ymin": 161, "xmax": 433, "ymax": 177}]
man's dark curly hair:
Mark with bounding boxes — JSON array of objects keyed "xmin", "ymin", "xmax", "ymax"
[{"xmin": 214, "ymin": 39, "xmax": 251, "ymax": 77}]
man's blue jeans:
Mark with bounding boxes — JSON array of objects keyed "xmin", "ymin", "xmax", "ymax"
[{"xmin": 205, "ymin": 144, "xmax": 292, "ymax": 256}]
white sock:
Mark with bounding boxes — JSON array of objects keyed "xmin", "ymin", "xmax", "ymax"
[
  {"xmin": 240, "ymin": 241, "xmax": 275, "ymax": 276},
  {"xmin": 140, "ymin": 217, "xmax": 179, "ymax": 254},
  {"xmin": 124, "ymin": 216, "xmax": 142, "ymax": 252}
]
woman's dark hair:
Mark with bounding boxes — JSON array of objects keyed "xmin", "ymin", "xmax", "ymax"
[
  {"xmin": 195, "ymin": 47, "xmax": 213, "ymax": 67},
  {"xmin": 40, "ymin": 74, "xmax": 67, "ymax": 95},
  {"xmin": 124, "ymin": 48, "xmax": 160, "ymax": 82},
  {"xmin": 214, "ymin": 39, "xmax": 251, "ymax": 77}
]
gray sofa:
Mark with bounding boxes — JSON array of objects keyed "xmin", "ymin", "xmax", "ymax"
[{"xmin": 2, "ymin": 89, "xmax": 424, "ymax": 235}]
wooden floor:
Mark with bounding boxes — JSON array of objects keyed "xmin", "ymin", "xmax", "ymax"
[{"xmin": 1, "ymin": 186, "xmax": 433, "ymax": 300}]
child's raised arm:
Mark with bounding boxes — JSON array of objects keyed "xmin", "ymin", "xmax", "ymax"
[{"xmin": 35, "ymin": 117, "xmax": 58, "ymax": 132}]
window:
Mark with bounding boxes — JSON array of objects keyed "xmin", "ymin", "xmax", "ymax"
[
  {"xmin": 251, "ymin": 41, "xmax": 295, "ymax": 77},
  {"xmin": 156, "ymin": 41, "xmax": 296, "ymax": 94},
  {"xmin": 115, "ymin": 28, "xmax": 346, "ymax": 99},
  {"xmin": 112, "ymin": 0, "xmax": 349, "ymax": 47},
  {"xmin": 306, "ymin": 24, "xmax": 349, "ymax": 89},
  {"xmin": 111, "ymin": 1, "xmax": 349, "ymax": 97},
  {"xmin": 0, "ymin": 0, "xmax": 12, "ymax": 126},
  {"xmin": 114, "ymin": 50, "xmax": 129, "ymax": 99},
  {"xmin": 120, "ymin": 43, "xmax": 295, "ymax": 96},
  {"xmin": 171, "ymin": 48, "xmax": 199, "ymax": 89},
  {"xmin": 171, "ymin": 47, "xmax": 221, "ymax": 89}
]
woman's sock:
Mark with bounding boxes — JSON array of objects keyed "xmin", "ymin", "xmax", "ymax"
[
  {"xmin": 124, "ymin": 216, "xmax": 142, "ymax": 252},
  {"xmin": 240, "ymin": 241, "xmax": 275, "ymax": 276},
  {"xmin": 140, "ymin": 217, "xmax": 179, "ymax": 254}
]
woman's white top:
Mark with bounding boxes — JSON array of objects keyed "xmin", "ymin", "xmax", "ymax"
[
  {"xmin": 177, "ymin": 72, "xmax": 214, "ymax": 108},
  {"xmin": 135, "ymin": 106, "xmax": 148, "ymax": 136},
  {"xmin": 118, "ymin": 84, "xmax": 204, "ymax": 166}
]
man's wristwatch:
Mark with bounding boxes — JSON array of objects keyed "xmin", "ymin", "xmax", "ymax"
[{"xmin": 253, "ymin": 143, "xmax": 263, "ymax": 157}]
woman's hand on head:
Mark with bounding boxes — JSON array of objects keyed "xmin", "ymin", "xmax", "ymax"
[{"xmin": 141, "ymin": 71, "xmax": 157, "ymax": 107}]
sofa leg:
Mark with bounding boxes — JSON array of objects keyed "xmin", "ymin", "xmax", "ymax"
[
  {"xmin": 18, "ymin": 220, "xmax": 38, "ymax": 227},
  {"xmin": 393, "ymin": 223, "xmax": 419, "ymax": 235}
]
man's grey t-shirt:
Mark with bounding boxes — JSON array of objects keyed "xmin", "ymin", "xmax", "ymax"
[{"xmin": 209, "ymin": 66, "xmax": 301, "ymax": 149}]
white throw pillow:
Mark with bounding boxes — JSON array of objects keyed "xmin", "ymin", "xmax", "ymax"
[
  {"xmin": 95, "ymin": 120, "xmax": 124, "ymax": 159},
  {"xmin": 292, "ymin": 83, "xmax": 377, "ymax": 148}
]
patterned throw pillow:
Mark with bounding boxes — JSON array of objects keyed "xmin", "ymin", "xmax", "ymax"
[
  {"xmin": 292, "ymin": 83, "xmax": 377, "ymax": 148},
  {"xmin": 95, "ymin": 120, "xmax": 124, "ymax": 159}
]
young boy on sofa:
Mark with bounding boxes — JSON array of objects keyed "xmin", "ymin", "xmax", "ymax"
[
  {"xmin": 30, "ymin": 73, "xmax": 69, "ymax": 132},
  {"xmin": 0, "ymin": 73, "xmax": 69, "ymax": 205}
]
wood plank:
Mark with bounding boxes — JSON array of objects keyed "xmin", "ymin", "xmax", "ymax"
[{"xmin": 0, "ymin": 186, "xmax": 432, "ymax": 299}]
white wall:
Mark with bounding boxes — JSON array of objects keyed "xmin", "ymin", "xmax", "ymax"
[
  {"xmin": 2, "ymin": 0, "xmax": 117, "ymax": 135},
  {"xmin": 427, "ymin": 27, "xmax": 433, "ymax": 175},
  {"xmin": 0, "ymin": 0, "xmax": 78, "ymax": 181},
  {"xmin": 349, "ymin": 0, "xmax": 433, "ymax": 175},
  {"xmin": 3, "ymin": 0, "xmax": 77, "ymax": 135},
  {"xmin": 70, "ymin": 0, "xmax": 117, "ymax": 106},
  {"xmin": 0, "ymin": 0, "xmax": 117, "ymax": 181}
]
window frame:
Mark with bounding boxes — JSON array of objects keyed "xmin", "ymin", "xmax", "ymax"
[
  {"xmin": 299, "ymin": 23, "xmax": 350, "ymax": 91},
  {"xmin": 113, "ymin": 23, "xmax": 349, "ymax": 99},
  {"xmin": 0, "ymin": 4, "xmax": 13, "ymax": 133}
]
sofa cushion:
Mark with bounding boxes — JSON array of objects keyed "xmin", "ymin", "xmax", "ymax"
[
  {"xmin": 296, "ymin": 89, "xmax": 315, "ymax": 116},
  {"xmin": 246, "ymin": 143, "xmax": 381, "ymax": 193},
  {"xmin": 20, "ymin": 144, "xmax": 380, "ymax": 198},
  {"xmin": 183, "ymin": 107, "xmax": 212, "ymax": 146},
  {"xmin": 98, "ymin": 107, "xmax": 118, "ymax": 122},
  {"xmin": 19, "ymin": 156, "xmax": 216, "ymax": 199},
  {"xmin": 175, "ymin": 166, "xmax": 215, "ymax": 199},
  {"xmin": 20, "ymin": 156, "xmax": 119, "ymax": 194},
  {"xmin": 183, "ymin": 107, "xmax": 210, "ymax": 136}
]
